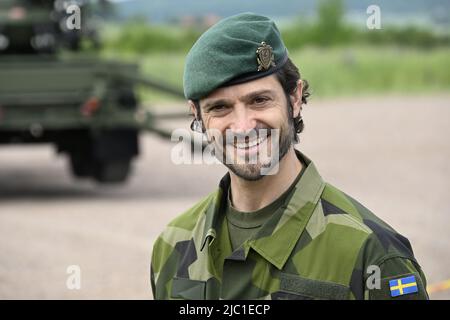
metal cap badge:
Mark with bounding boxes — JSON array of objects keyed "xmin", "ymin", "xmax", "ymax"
[{"xmin": 256, "ymin": 41, "xmax": 276, "ymax": 71}]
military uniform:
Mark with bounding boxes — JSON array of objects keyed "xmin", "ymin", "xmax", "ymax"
[
  {"xmin": 151, "ymin": 152, "xmax": 428, "ymax": 300},
  {"xmin": 151, "ymin": 13, "xmax": 428, "ymax": 300}
]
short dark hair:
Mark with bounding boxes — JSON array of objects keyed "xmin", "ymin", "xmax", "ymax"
[{"xmin": 192, "ymin": 58, "xmax": 311, "ymax": 142}]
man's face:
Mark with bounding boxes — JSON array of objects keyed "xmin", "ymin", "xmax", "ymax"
[{"xmin": 193, "ymin": 75, "xmax": 301, "ymax": 181}]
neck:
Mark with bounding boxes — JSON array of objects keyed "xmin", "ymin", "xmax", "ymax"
[{"xmin": 229, "ymin": 148, "xmax": 303, "ymax": 212}]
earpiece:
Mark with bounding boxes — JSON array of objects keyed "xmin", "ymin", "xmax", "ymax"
[{"xmin": 190, "ymin": 119, "xmax": 204, "ymax": 133}]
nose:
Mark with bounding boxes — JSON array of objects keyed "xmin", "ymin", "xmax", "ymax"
[{"xmin": 229, "ymin": 104, "xmax": 256, "ymax": 133}]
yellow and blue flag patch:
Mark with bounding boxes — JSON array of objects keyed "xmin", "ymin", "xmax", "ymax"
[{"xmin": 389, "ymin": 275, "xmax": 418, "ymax": 297}]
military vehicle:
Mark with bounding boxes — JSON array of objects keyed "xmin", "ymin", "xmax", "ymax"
[{"xmin": 0, "ymin": 0, "xmax": 185, "ymax": 184}]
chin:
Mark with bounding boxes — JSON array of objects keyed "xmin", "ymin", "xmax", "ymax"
[{"xmin": 226, "ymin": 163, "xmax": 268, "ymax": 181}]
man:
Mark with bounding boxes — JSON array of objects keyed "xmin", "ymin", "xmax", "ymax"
[{"xmin": 151, "ymin": 13, "xmax": 428, "ymax": 300}]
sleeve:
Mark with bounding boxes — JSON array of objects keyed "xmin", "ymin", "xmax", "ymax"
[
  {"xmin": 150, "ymin": 238, "xmax": 165, "ymax": 300},
  {"xmin": 349, "ymin": 227, "xmax": 429, "ymax": 300},
  {"xmin": 150, "ymin": 262, "xmax": 156, "ymax": 299},
  {"xmin": 150, "ymin": 234, "xmax": 178, "ymax": 300},
  {"xmin": 366, "ymin": 256, "xmax": 429, "ymax": 300}
]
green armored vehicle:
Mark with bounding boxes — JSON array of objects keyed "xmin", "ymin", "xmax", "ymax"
[{"xmin": 0, "ymin": 0, "xmax": 183, "ymax": 183}]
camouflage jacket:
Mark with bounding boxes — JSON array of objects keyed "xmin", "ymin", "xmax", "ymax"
[{"xmin": 151, "ymin": 152, "xmax": 428, "ymax": 300}]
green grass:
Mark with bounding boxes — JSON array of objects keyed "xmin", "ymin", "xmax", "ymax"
[
  {"xmin": 101, "ymin": 46, "xmax": 450, "ymax": 105},
  {"xmin": 292, "ymin": 46, "xmax": 450, "ymax": 98}
]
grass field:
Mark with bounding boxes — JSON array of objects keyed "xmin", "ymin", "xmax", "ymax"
[{"xmin": 102, "ymin": 46, "xmax": 450, "ymax": 104}]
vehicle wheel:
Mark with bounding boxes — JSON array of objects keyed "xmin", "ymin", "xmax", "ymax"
[
  {"xmin": 118, "ymin": 88, "xmax": 138, "ymax": 109},
  {"xmin": 92, "ymin": 159, "xmax": 131, "ymax": 184},
  {"xmin": 69, "ymin": 154, "xmax": 92, "ymax": 178}
]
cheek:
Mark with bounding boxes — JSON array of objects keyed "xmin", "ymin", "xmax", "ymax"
[
  {"xmin": 203, "ymin": 116, "xmax": 230, "ymax": 141},
  {"xmin": 204, "ymin": 116, "xmax": 223, "ymax": 131},
  {"xmin": 258, "ymin": 106, "xmax": 289, "ymax": 129},
  {"xmin": 202, "ymin": 113, "xmax": 216, "ymax": 130}
]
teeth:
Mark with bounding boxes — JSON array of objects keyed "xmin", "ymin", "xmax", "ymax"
[{"xmin": 234, "ymin": 136, "xmax": 267, "ymax": 149}]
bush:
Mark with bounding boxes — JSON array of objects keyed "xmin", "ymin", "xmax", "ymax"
[
  {"xmin": 282, "ymin": 0, "xmax": 449, "ymax": 49},
  {"xmin": 102, "ymin": 1, "xmax": 450, "ymax": 54},
  {"xmin": 103, "ymin": 21, "xmax": 201, "ymax": 54}
]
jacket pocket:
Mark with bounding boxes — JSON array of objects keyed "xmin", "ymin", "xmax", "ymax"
[
  {"xmin": 171, "ymin": 277, "xmax": 206, "ymax": 300},
  {"xmin": 273, "ymin": 273, "xmax": 350, "ymax": 300}
]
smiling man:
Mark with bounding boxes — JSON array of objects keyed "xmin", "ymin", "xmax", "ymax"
[{"xmin": 150, "ymin": 13, "xmax": 428, "ymax": 300}]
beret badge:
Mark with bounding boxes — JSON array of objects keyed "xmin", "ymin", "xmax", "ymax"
[{"xmin": 256, "ymin": 41, "xmax": 276, "ymax": 71}]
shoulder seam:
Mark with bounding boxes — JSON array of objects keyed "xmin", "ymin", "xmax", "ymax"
[
  {"xmin": 333, "ymin": 212, "xmax": 373, "ymax": 234},
  {"xmin": 373, "ymin": 253, "xmax": 419, "ymax": 269}
]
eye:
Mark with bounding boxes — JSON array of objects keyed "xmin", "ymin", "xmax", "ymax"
[
  {"xmin": 253, "ymin": 96, "xmax": 270, "ymax": 105},
  {"xmin": 210, "ymin": 105, "xmax": 226, "ymax": 111},
  {"xmin": 205, "ymin": 104, "xmax": 230, "ymax": 116}
]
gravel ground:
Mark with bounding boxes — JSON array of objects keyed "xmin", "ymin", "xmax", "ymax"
[{"xmin": 0, "ymin": 95, "xmax": 449, "ymax": 299}]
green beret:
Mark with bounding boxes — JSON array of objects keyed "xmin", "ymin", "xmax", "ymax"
[{"xmin": 183, "ymin": 12, "xmax": 288, "ymax": 100}]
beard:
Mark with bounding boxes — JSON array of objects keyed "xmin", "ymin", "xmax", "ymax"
[{"xmin": 210, "ymin": 117, "xmax": 296, "ymax": 181}]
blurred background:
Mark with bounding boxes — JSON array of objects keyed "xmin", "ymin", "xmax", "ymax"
[{"xmin": 0, "ymin": 0, "xmax": 449, "ymax": 299}]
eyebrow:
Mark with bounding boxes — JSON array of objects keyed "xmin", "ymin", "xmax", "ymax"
[
  {"xmin": 202, "ymin": 89, "xmax": 275, "ymax": 110},
  {"xmin": 240, "ymin": 89, "xmax": 274, "ymax": 103}
]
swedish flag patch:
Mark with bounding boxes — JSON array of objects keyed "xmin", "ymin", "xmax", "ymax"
[{"xmin": 389, "ymin": 275, "xmax": 418, "ymax": 297}]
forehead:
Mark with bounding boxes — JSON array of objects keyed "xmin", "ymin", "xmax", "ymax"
[{"xmin": 200, "ymin": 74, "xmax": 283, "ymax": 104}]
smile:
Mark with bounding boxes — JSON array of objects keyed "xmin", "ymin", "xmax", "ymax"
[{"xmin": 233, "ymin": 134, "xmax": 270, "ymax": 150}]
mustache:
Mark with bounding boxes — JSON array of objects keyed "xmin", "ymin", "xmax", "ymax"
[{"xmin": 223, "ymin": 125, "xmax": 272, "ymax": 143}]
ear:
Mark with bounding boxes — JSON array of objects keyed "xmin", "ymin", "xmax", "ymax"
[
  {"xmin": 188, "ymin": 100, "xmax": 198, "ymax": 119},
  {"xmin": 289, "ymin": 80, "xmax": 303, "ymax": 118}
]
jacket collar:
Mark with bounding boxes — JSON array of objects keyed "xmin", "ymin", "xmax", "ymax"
[{"xmin": 200, "ymin": 150, "xmax": 325, "ymax": 269}]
